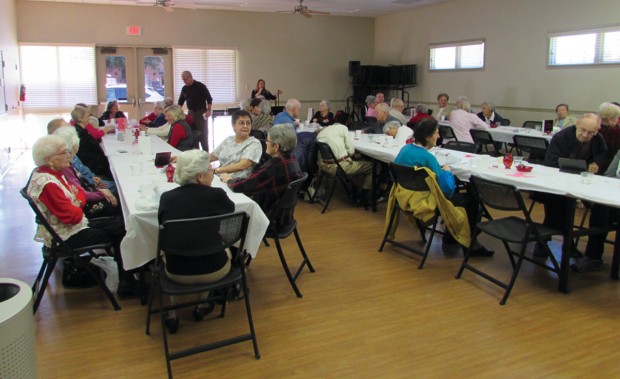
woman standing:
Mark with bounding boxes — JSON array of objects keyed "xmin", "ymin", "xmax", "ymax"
[{"xmin": 251, "ymin": 79, "xmax": 282, "ymax": 101}]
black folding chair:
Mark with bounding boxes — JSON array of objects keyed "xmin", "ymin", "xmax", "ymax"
[
  {"xmin": 501, "ymin": 118, "xmax": 511, "ymax": 126},
  {"xmin": 20, "ymin": 187, "xmax": 121, "ymax": 313},
  {"xmin": 264, "ymin": 173, "xmax": 315, "ymax": 297},
  {"xmin": 470, "ymin": 129, "xmax": 500, "ymax": 156},
  {"xmin": 439, "ymin": 124, "xmax": 458, "ymax": 142},
  {"xmin": 313, "ymin": 142, "xmax": 364, "ymax": 213},
  {"xmin": 455, "ymin": 176, "xmax": 562, "ymax": 305},
  {"xmin": 522, "ymin": 121, "xmax": 542, "ymax": 129},
  {"xmin": 444, "ymin": 141, "xmax": 477, "ymax": 154},
  {"xmin": 145, "ymin": 212, "xmax": 259, "ymax": 379},
  {"xmin": 512, "ymin": 134, "xmax": 549, "ymax": 164},
  {"xmin": 378, "ymin": 164, "xmax": 443, "ymax": 269}
]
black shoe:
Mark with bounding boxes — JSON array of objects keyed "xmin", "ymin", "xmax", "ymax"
[
  {"xmin": 468, "ymin": 246, "xmax": 495, "ymax": 257},
  {"xmin": 533, "ymin": 242, "xmax": 548, "ymax": 258},
  {"xmin": 193, "ymin": 301, "xmax": 215, "ymax": 322},
  {"xmin": 164, "ymin": 316, "xmax": 179, "ymax": 334}
]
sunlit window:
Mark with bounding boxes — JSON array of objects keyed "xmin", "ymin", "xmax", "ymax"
[
  {"xmin": 549, "ymin": 27, "xmax": 620, "ymax": 66},
  {"xmin": 429, "ymin": 40, "xmax": 485, "ymax": 71},
  {"xmin": 19, "ymin": 45, "xmax": 97, "ymax": 109}
]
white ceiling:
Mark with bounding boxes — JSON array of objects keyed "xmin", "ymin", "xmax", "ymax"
[{"xmin": 27, "ymin": 0, "xmax": 454, "ymax": 17}]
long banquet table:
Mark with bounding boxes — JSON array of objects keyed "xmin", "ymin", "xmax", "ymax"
[
  {"xmin": 438, "ymin": 121, "xmax": 553, "ymax": 145},
  {"xmin": 351, "ymin": 132, "xmax": 620, "ymax": 292},
  {"xmin": 101, "ymin": 134, "xmax": 270, "ymax": 270}
]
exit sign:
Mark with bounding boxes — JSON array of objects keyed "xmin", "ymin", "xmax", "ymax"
[{"xmin": 127, "ymin": 26, "xmax": 142, "ymax": 36}]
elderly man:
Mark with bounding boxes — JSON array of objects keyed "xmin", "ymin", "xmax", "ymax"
[
  {"xmin": 376, "ymin": 102, "xmax": 401, "ymax": 125},
  {"xmin": 317, "ymin": 113, "xmax": 373, "ymax": 205},
  {"xmin": 537, "ymin": 113, "xmax": 607, "ymax": 257},
  {"xmin": 389, "ymin": 99, "xmax": 407, "ymax": 124},
  {"xmin": 274, "ymin": 98, "xmax": 302, "ymax": 128},
  {"xmin": 448, "ymin": 100, "xmax": 488, "ymax": 143},
  {"xmin": 178, "ymin": 70, "xmax": 213, "ymax": 151},
  {"xmin": 383, "ymin": 120, "xmax": 412, "ymax": 145}
]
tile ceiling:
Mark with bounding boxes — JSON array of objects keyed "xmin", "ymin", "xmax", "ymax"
[{"xmin": 28, "ymin": 0, "xmax": 455, "ymax": 17}]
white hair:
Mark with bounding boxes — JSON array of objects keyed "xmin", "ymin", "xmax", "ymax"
[
  {"xmin": 382, "ymin": 121, "xmax": 401, "ymax": 134},
  {"xmin": 173, "ymin": 149, "xmax": 210, "ymax": 185},
  {"xmin": 53, "ymin": 126, "xmax": 80, "ymax": 153},
  {"xmin": 32, "ymin": 135, "xmax": 66, "ymax": 167}
]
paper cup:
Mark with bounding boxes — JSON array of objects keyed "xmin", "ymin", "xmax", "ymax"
[{"xmin": 130, "ymin": 163, "xmax": 142, "ymax": 176}]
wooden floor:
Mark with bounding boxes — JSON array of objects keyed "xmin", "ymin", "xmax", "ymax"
[{"xmin": 2, "ymin": 139, "xmax": 620, "ymax": 378}]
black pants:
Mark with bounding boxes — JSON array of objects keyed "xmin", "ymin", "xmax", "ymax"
[
  {"xmin": 66, "ymin": 216, "xmax": 127, "ymax": 274},
  {"xmin": 585, "ymin": 204, "xmax": 619, "ymax": 260}
]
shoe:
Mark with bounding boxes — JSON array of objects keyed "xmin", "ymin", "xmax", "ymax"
[
  {"xmin": 193, "ymin": 301, "xmax": 215, "ymax": 322},
  {"xmin": 164, "ymin": 315, "xmax": 179, "ymax": 334},
  {"xmin": 467, "ymin": 246, "xmax": 495, "ymax": 257},
  {"xmin": 533, "ymin": 241, "xmax": 550, "ymax": 258},
  {"xmin": 571, "ymin": 257, "xmax": 603, "ymax": 273}
]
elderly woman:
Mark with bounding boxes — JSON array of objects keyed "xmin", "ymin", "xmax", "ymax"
[
  {"xmin": 383, "ymin": 120, "xmax": 413, "ymax": 145},
  {"xmin": 209, "ymin": 110, "xmax": 262, "ymax": 179},
  {"xmin": 165, "ymin": 105, "xmax": 195, "ymax": 151},
  {"xmin": 27, "ymin": 135, "xmax": 128, "ymax": 291},
  {"xmin": 433, "ymin": 93, "xmax": 455, "ymax": 121},
  {"xmin": 71, "ymin": 106, "xmax": 112, "ymax": 178},
  {"xmin": 553, "ymin": 103, "xmax": 578, "ymax": 129},
  {"xmin": 311, "ymin": 100, "xmax": 334, "ymax": 127},
  {"xmin": 221, "ymin": 123, "xmax": 302, "ymax": 218},
  {"xmin": 53, "ymin": 126, "xmax": 120, "ymax": 218},
  {"xmin": 251, "ymin": 79, "xmax": 282, "ymax": 100},
  {"xmin": 389, "ymin": 99, "xmax": 408, "ymax": 125},
  {"xmin": 597, "ymin": 102, "xmax": 620, "ymax": 173},
  {"xmin": 365, "ymin": 95, "xmax": 377, "ymax": 118},
  {"xmin": 139, "ymin": 101, "xmax": 167, "ymax": 128},
  {"xmin": 476, "ymin": 101, "xmax": 504, "ymax": 125},
  {"xmin": 393, "ymin": 118, "xmax": 493, "ymax": 257},
  {"xmin": 249, "ymin": 97, "xmax": 274, "ymax": 133},
  {"xmin": 158, "ymin": 149, "xmax": 235, "ymax": 332},
  {"xmin": 99, "ymin": 100, "xmax": 126, "ymax": 122},
  {"xmin": 408, "ymin": 103, "xmax": 433, "ymax": 127}
]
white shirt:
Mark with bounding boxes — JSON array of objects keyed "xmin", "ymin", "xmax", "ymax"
[
  {"xmin": 394, "ymin": 125, "xmax": 413, "ymax": 145},
  {"xmin": 316, "ymin": 123, "xmax": 354, "ymax": 160},
  {"xmin": 448, "ymin": 109, "xmax": 489, "ymax": 143}
]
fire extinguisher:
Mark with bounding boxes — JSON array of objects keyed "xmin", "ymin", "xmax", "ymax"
[{"xmin": 19, "ymin": 84, "xmax": 26, "ymax": 102}]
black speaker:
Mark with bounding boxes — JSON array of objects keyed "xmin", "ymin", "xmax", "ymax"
[{"xmin": 349, "ymin": 61, "xmax": 360, "ymax": 77}]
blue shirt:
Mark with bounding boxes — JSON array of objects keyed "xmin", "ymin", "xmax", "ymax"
[
  {"xmin": 273, "ymin": 111, "xmax": 295, "ymax": 126},
  {"xmin": 71, "ymin": 155, "xmax": 118, "ymax": 195},
  {"xmin": 394, "ymin": 144, "xmax": 456, "ymax": 198}
]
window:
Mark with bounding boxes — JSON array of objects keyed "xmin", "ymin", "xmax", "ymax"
[
  {"xmin": 429, "ymin": 40, "xmax": 485, "ymax": 71},
  {"xmin": 549, "ymin": 27, "xmax": 620, "ymax": 66},
  {"xmin": 173, "ymin": 48, "xmax": 237, "ymax": 104},
  {"xmin": 19, "ymin": 45, "xmax": 97, "ymax": 109}
]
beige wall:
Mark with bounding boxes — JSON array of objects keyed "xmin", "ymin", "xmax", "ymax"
[
  {"xmin": 0, "ymin": 0, "xmax": 20, "ymax": 112},
  {"xmin": 375, "ymin": 0, "xmax": 620, "ymax": 126},
  {"xmin": 16, "ymin": 1, "xmax": 374, "ymax": 114}
]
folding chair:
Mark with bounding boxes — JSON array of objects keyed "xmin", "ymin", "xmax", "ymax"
[
  {"xmin": 378, "ymin": 164, "xmax": 443, "ymax": 269},
  {"xmin": 470, "ymin": 129, "xmax": 500, "ymax": 156},
  {"xmin": 522, "ymin": 121, "xmax": 542, "ymax": 129},
  {"xmin": 455, "ymin": 176, "xmax": 562, "ymax": 305},
  {"xmin": 20, "ymin": 187, "xmax": 121, "ymax": 313},
  {"xmin": 512, "ymin": 134, "xmax": 549, "ymax": 164},
  {"xmin": 444, "ymin": 141, "xmax": 477, "ymax": 154},
  {"xmin": 313, "ymin": 142, "xmax": 364, "ymax": 213},
  {"xmin": 264, "ymin": 173, "xmax": 315, "ymax": 297},
  {"xmin": 145, "ymin": 212, "xmax": 259, "ymax": 379},
  {"xmin": 439, "ymin": 124, "xmax": 458, "ymax": 144},
  {"xmin": 501, "ymin": 118, "xmax": 511, "ymax": 126}
]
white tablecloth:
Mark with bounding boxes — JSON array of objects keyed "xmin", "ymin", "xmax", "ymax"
[
  {"xmin": 487, "ymin": 126, "xmax": 553, "ymax": 145},
  {"xmin": 101, "ymin": 135, "xmax": 270, "ymax": 270}
]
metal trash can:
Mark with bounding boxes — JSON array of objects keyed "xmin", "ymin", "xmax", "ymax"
[{"xmin": 0, "ymin": 278, "xmax": 37, "ymax": 379}]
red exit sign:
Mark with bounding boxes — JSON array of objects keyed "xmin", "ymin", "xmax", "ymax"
[{"xmin": 127, "ymin": 26, "xmax": 142, "ymax": 36}]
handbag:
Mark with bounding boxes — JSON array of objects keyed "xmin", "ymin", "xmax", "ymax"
[{"xmin": 62, "ymin": 257, "xmax": 99, "ymax": 288}]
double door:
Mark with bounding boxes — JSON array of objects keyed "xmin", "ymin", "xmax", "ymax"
[{"xmin": 96, "ymin": 47, "xmax": 173, "ymax": 120}]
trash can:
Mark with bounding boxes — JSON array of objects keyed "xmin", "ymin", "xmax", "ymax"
[{"xmin": 0, "ymin": 278, "xmax": 37, "ymax": 379}]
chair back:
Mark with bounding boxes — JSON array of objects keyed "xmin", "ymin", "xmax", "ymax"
[
  {"xmin": 512, "ymin": 134, "xmax": 549, "ymax": 153},
  {"xmin": 249, "ymin": 130, "xmax": 266, "ymax": 140},
  {"xmin": 439, "ymin": 124, "xmax": 457, "ymax": 141},
  {"xmin": 522, "ymin": 121, "xmax": 542, "ymax": 129},
  {"xmin": 469, "ymin": 175, "xmax": 530, "ymax": 220},
  {"xmin": 157, "ymin": 212, "xmax": 249, "ymax": 262},
  {"xmin": 20, "ymin": 186, "xmax": 67, "ymax": 250},
  {"xmin": 469, "ymin": 129, "xmax": 494, "ymax": 145},
  {"xmin": 390, "ymin": 163, "xmax": 431, "ymax": 192},
  {"xmin": 501, "ymin": 118, "xmax": 511, "ymax": 126},
  {"xmin": 444, "ymin": 141, "xmax": 477, "ymax": 153},
  {"xmin": 269, "ymin": 172, "xmax": 308, "ymax": 230}
]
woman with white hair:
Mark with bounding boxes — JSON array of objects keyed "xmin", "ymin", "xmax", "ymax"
[
  {"xmin": 597, "ymin": 102, "xmax": 620, "ymax": 173},
  {"xmin": 365, "ymin": 95, "xmax": 378, "ymax": 118},
  {"xmin": 139, "ymin": 101, "xmax": 167, "ymax": 128},
  {"xmin": 165, "ymin": 105, "xmax": 195, "ymax": 151},
  {"xmin": 476, "ymin": 101, "xmax": 504, "ymax": 125},
  {"xmin": 383, "ymin": 120, "xmax": 413, "ymax": 145},
  {"xmin": 71, "ymin": 106, "xmax": 113, "ymax": 178},
  {"xmin": 221, "ymin": 123, "xmax": 302, "ymax": 219},
  {"xmin": 408, "ymin": 103, "xmax": 433, "ymax": 126},
  {"xmin": 53, "ymin": 126, "xmax": 120, "ymax": 217},
  {"xmin": 27, "ymin": 134, "xmax": 129, "ymax": 291},
  {"xmin": 158, "ymin": 149, "xmax": 235, "ymax": 333},
  {"xmin": 311, "ymin": 100, "xmax": 334, "ymax": 127}
]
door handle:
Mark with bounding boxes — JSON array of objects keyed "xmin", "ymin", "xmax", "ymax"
[
  {"xmin": 138, "ymin": 97, "xmax": 143, "ymax": 108},
  {"xmin": 130, "ymin": 98, "xmax": 136, "ymax": 108}
]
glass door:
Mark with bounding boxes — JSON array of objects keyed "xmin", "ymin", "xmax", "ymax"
[{"xmin": 96, "ymin": 47, "xmax": 172, "ymax": 120}]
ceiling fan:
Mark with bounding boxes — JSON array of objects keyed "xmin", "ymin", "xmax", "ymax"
[
  {"xmin": 145, "ymin": 0, "xmax": 196, "ymax": 13},
  {"xmin": 277, "ymin": 0, "xmax": 330, "ymax": 18}
]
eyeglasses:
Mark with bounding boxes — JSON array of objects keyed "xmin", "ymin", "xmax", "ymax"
[
  {"xmin": 577, "ymin": 128, "xmax": 598, "ymax": 136},
  {"xmin": 235, "ymin": 120, "xmax": 252, "ymax": 126}
]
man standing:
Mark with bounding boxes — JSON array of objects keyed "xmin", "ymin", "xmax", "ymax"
[
  {"xmin": 274, "ymin": 98, "xmax": 302, "ymax": 128},
  {"xmin": 178, "ymin": 71, "xmax": 212, "ymax": 151}
]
